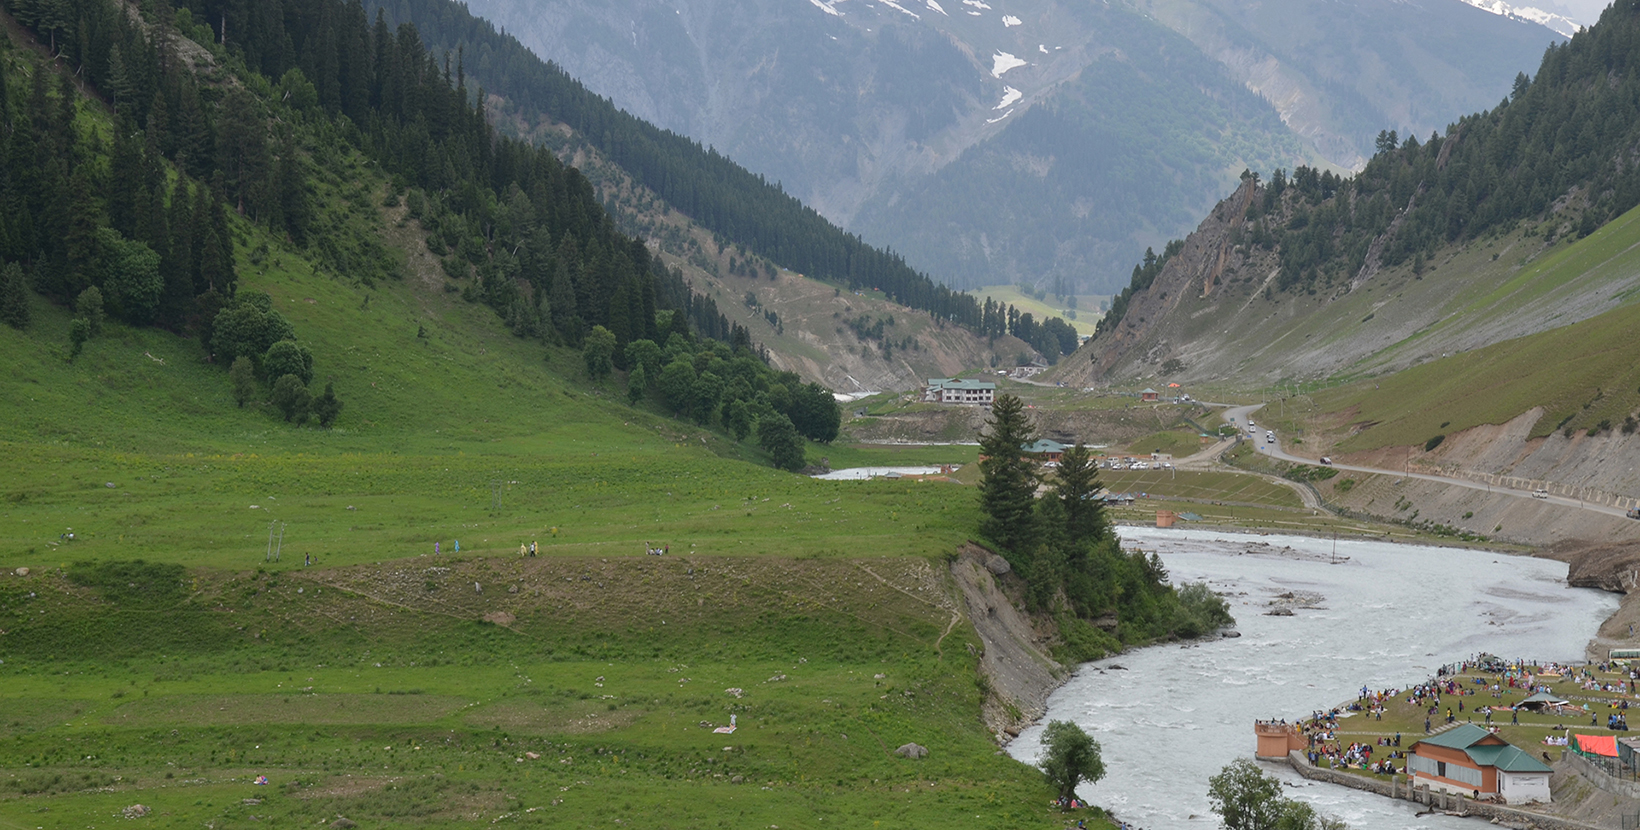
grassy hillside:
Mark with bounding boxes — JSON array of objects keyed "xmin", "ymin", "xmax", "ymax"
[
  {"xmin": 0, "ymin": 124, "xmax": 1091, "ymax": 830},
  {"xmin": 1314, "ymin": 299, "xmax": 1640, "ymax": 453},
  {"xmin": 0, "ymin": 7, "xmax": 1120, "ymax": 830}
]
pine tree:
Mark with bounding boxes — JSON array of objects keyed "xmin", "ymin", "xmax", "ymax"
[
  {"xmin": 312, "ymin": 382, "xmax": 343, "ymax": 427},
  {"xmin": 274, "ymin": 131, "xmax": 309, "ymax": 245},
  {"xmin": 978, "ymin": 393, "xmax": 1038, "ymax": 557},
  {"xmin": 158, "ymin": 179, "xmax": 194, "ymax": 329},
  {"xmin": 215, "ymin": 86, "xmax": 269, "ymax": 216},
  {"xmin": 1053, "ymin": 442, "xmax": 1108, "ymax": 545},
  {"xmin": 0, "ymin": 262, "xmax": 31, "ymax": 329},
  {"xmin": 0, "ymin": 42, "xmax": 10, "ymax": 127}
]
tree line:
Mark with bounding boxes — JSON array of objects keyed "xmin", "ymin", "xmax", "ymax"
[
  {"xmin": 976, "ymin": 296, "xmax": 1082, "ymax": 364},
  {"xmin": 976, "ymin": 393, "xmax": 1233, "ymax": 656},
  {"xmin": 587, "ymin": 325, "xmax": 840, "ymax": 469}
]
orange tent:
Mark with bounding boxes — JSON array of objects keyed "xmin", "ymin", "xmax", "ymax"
[
  {"xmin": 1167, "ymin": 383, "xmax": 1180, "ymax": 388},
  {"xmin": 1575, "ymin": 734, "xmax": 1618, "ymax": 757}
]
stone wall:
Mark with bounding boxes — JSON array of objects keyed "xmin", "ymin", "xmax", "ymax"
[
  {"xmin": 1283, "ymin": 751, "xmax": 1602, "ymax": 830},
  {"xmin": 1563, "ymin": 751, "xmax": 1640, "ymax": 801}
]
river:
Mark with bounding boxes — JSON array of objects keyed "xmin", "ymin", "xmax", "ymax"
[{"xmin": 1008, "ymin": 527, "xmax": 1620, "ymax": 829}]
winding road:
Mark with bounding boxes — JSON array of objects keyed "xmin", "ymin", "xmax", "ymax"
[{"xmin": 1219, "ymin": 404, "xmax": 1636, "ymax": 521}]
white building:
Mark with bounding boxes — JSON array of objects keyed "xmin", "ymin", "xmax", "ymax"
[{"xmin": 924, "ymin": 378, "xmax": 996, "ymax": 405}]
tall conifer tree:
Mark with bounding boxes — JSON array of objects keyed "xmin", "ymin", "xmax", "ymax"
[{"xmin": 978, "ymin": 393, "xmax": 1038, "ymax": 558}]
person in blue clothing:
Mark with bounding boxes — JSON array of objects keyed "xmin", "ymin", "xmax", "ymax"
[{"xmin": 454, "ymin": 540, "xmax": 460, "ymax": 553}]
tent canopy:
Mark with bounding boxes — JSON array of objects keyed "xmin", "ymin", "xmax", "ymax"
[
  {"xmin": 1515, "ymin": 691, "xmax": 1569, "ymax": 710},
  {"xmin": 1575, "ymin": 734, "xmax": 1619, "ymax": 757}
]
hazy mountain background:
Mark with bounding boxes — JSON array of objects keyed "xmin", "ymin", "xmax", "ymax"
[{"xmin": 462, "ymin": 0, "xmax": 1565, "ymax": 294}]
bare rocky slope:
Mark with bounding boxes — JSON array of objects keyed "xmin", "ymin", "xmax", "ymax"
[{"xmin": 949, "ymin": 544, "xmax": 1065, "ymax": 740}]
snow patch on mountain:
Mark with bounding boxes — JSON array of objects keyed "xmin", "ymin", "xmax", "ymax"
[
  {"xmin": 991, "ymin": 51, "xmax": 1027, "ymax": 77},
  {"xmin": 880, "ymin": 0, "xmax": 922, "ymax": 18},
  {"xmin": 961, "ymin": 0, "xmax": 992, "ymax": 8},
  {"xmin": 1456, "ymin": 0, "xmax": 1580, "ymax": 36},
  {"xmin": 926, "ymin": 0, "xmax": 948, "ymax": 14},
  {"xmin": 995, "ymin": 85, "xmax": 1022, "ymax": 109},
  {"xmin": 987, "ymin": 108, "xmax": 1014, "ymax": 123},
  {"xmin": 1002, "ymin": 14, "xmax": 1022, "ymax": 26},
  {"xmin": 806, "ymin": 0, "xmax": 842, "ymax": 16}
]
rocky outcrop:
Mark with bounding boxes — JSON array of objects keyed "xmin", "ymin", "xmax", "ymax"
[
  {"xmin": 1073, "ymin": 178, "xmax": 1271, "ymax": 385},
  {"xmin": 948, "ymin": 543, "xmax": 1065, "ymax": 740}
]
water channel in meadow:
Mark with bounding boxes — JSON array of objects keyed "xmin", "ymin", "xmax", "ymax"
[{"xmin": 1008, "ymin": 527, "xmax": 1620, "ymax": 829}]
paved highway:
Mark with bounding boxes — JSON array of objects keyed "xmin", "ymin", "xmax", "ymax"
[{"xmin": 1220, "ymin": 404, "xmax": 1634, "ymax": 521}]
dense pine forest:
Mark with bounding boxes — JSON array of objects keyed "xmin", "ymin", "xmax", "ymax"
[
  {"xmin": 0, "ymin": 0, "xmax": 839, "ymax": 455},
  {"xmin": 1098, "ymin": 0, "xmax": 1640, "ymax": 330}
]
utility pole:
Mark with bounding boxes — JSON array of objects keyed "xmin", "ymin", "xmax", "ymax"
[{"xmin": 265, "ymin": 521, "xmax": 285, "ymax": 563}]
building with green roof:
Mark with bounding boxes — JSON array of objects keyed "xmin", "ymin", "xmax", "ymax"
[{"xmin": 1407, "ymin": 723, "xmax": 1552, "ymax": 803}]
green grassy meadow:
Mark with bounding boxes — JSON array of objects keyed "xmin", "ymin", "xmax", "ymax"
[{"xmin": 0, "ymin": 158, "xmax": 1113, "ymax": 827}]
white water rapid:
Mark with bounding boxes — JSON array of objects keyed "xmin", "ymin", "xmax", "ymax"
[{"xmin": 1009, "ymin": 527, "xmax": 1620, "ymax": 829}]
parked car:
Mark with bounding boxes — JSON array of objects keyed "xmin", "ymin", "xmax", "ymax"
[
  {"xmin": 1532, "ymin": 489, "xmax": 1550, "ymax": 499},
  {"xmin": 1320, "ymin": 457, "xmax": 1333, "ymax": 465},
  {"xmin": 1627, "ymin": 507, "xmax": 1640, "ymax": 520}
]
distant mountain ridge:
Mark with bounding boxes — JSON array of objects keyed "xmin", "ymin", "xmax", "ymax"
[
  {"xmin": 1056, "ymin": 0, "xmax": 1640, "ymax": 387},
  {"xmin": 459, "ymin": 0, "xmax": 1562, "ymax": 293}
]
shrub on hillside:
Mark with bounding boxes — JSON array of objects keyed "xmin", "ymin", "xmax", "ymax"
[
  {"xmin": 67, "ymin": 560, "xmax": 187, "ymax": 607},
  {"xmin": 757, "ymin": 412, "xmax": 806, "ymax": 471},
  {"xmin": 212, "ymin": 293, "xmax": 295, "ymax": 369},
  {"xmin": 263, "ymin": 340, "xmax": 315, "ymax": 385},
  {"xmin": 75, "ymin": 287, "xmax": 105, "ymax": 338},
  {"xmin": 583, "ymin": 325, "xmax": 615, "ymax": 380},
  {"xmin": 229, "ymin": 356, "xmax": 257, "ymax": 408},
  {"xmin": 272, "ymin": 374, "xmax": 311, "ymax": 422}
]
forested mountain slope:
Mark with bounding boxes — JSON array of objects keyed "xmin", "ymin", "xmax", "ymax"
[
  {"xmin": 332, "ymin": 0, "xmax": 1089, "ymax": 372},
  {"xmin": 454, "ymin": 0, "xmax": 1559, "ymax": 293},
  {"xmin": 0, "ymin": 0, "xmax": 851, "ymax": 462},
  {"xmin": 1057, "ymin": 0, "xmax": 1640, "ymax": 386}
]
